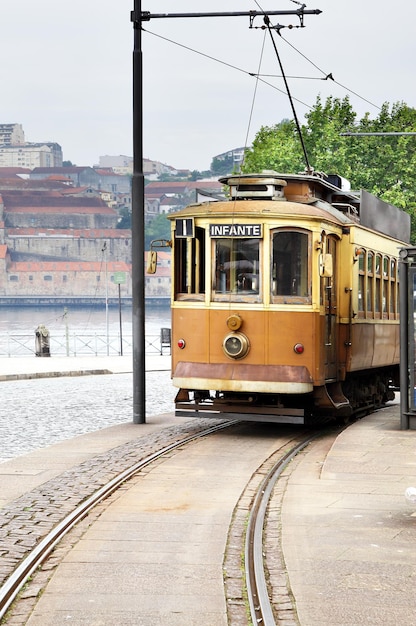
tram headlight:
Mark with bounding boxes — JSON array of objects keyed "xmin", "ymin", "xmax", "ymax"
[{"xmin": 222, "ymin": 332, "xmax": 250, "ymax": 360}]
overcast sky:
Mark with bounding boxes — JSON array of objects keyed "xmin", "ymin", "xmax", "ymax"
[{"xmin": 1, "ymin": 1, "xmax": 415, "ymax": 171}]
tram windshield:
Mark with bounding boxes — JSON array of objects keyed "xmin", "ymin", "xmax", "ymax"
[
  {"xmin": 212, "ymin": 238, "xmax": 260, "ymax": 301},
  {"xmin": 271, "ymin": 230, "xmax": 311, "ymax": 302}
]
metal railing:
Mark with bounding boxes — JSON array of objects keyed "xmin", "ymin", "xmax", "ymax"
[{"xmin": 0, "ymin": 330, "xmax": 171, "ymax": 358}]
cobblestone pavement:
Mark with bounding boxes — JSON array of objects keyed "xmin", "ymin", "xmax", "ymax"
[
  {"xmin": 1, "ymin": 371, "xmax": 175, "ymax": 463},
  {"xmin": 0, "ymin": 370, "xmax": 224, "ymax": 595}
]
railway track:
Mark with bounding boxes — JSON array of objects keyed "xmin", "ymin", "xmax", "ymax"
[
  {"xmin": 244, "ymin": 434, "xmax": 319, "ymax": 625},
  {"xmin": 1, "ymin": 421, "xmax": 331, "ymax": 624}
]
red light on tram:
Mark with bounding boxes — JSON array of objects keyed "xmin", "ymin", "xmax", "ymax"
[
  {"xmin": 294, "ymin": 343, "xmax": 304, "ymax": 354},
  {"xmin": 177, "ymin": 339, "xmax": 186, "ymax": 349}
]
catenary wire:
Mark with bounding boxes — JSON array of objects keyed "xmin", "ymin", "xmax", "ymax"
[{"xmin": 142, "ymin": 27, "xmax": 312, "ymax": 110}]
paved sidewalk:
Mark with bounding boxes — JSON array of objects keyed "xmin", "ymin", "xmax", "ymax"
[
  {"xmin": 282, "ymin": 401, "xmax": 416, "ymax": 625},
  {"xmin": 0, "ymin": 353, "xmax": 170, "ymax": 381}
]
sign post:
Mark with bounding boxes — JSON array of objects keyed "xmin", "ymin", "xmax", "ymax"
[{"xmin": 114, "ymin": 271, "xmax": 126, "ymax": 356}]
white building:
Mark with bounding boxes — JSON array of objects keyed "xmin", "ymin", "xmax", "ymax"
[
  {"xmin": 0, "ymin": 143, "xmax": 63, "ymax": 168},
  {"xmin": 0, "ymin": 123, "xmax": 25, "ymax": 146}
]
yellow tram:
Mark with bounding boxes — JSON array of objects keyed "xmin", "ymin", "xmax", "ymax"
[{"xmin": 163, "ymin": 170, "xmax": 410, "ymax": 424}]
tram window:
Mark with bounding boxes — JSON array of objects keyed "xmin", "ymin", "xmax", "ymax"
[
  {"xmin": 174, "ymin": 227, "xmax": 205, "ymax": 300},
  {"xmin": 382, "ymin": 257, "xmax": 388, "ymax": 315},
  {"xmin": 390, "ymin": 258, "xmax": 397, "ymax": 316},
  {"xmin": 357, "ymin": 249, "xmax": 365, "ymax": 314},
  {"xmin": 375, "ymin": 254, "xmax": 382, "ymax": 314},
  {"xmin": 271, "ymin": 230, "xmax": 310, "ymax": 302},
  {"xmin": 366, "ymin": 252, "xmax": 374, "ymax": 314},
  {"xmin": 212, "ymin": 238, "xmax": 260, "ymax": 301}
]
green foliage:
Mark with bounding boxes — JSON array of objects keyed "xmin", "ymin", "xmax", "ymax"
[
  {"xmin": 117, "ymin": 206, "xmax": 131, "ymax": 229},
  {"xmin": 145, "ymin": 213, "xmax": 171, "ymax": 249},
  {"xmin": 243, "ymin": 97, "xmax": 416, "ymax": 241},
  {"xmin": 210, "ymin": 154, "xmax": 236, "ymax": 176}
]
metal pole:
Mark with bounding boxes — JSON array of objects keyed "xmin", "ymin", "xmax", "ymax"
[
  {"xmin": 399, "ymin": 252, "xmax": 409, "ymax": 429},
  {"xmin": 132, "ymin": 0, "xmax": 146, "ymax": 423},
  {"xmin": 105, "ymin": 248, "xmax": 109, "ymax": 356},
  {"xmin": 118, "ymin": 283, "xmax": 123, "ymax": 356}
]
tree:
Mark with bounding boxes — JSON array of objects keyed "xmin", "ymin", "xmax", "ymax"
[
  {"xmin": 117, "ymin": 206, "xmax": 131, "ymax": 229},
  {"xmin": 242, "ymin": 96, "xmax": 416, "ymax": 240},
  {"xmin": 145, "ymin": 213, "xmax": 171, "ymax": 249},
  {"xmin": 210, "ymin": 154, "xmax": 236, "ymax": 177}
]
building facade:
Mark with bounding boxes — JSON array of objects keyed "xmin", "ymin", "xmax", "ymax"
[{"xmin": 0, "ymin": 143, "xmax": 63, "ymax": 168}]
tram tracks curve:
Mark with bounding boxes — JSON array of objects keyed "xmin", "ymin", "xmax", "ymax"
[{"xmin": 1, "ymin": 420, "xmax": 337, "ymax": 625}]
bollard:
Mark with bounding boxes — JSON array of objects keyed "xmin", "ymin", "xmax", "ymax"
[{"xmin": 35, "ymin": 324, "xmax": 51, "ymax": 357}]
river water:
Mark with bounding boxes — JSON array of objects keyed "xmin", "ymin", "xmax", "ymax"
[{"xmin": 0, "ymin": 304, "xmax": 171, "ymax": 357}]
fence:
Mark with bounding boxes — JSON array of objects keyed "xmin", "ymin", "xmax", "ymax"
[{"xmin": 0, "ymin": 329, "xmax": 171, "ymax": 358}]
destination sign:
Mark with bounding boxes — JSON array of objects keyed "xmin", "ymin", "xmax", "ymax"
[{"xmin": 209, "ymin": 224, "xmax": 262, "ymax": 238}]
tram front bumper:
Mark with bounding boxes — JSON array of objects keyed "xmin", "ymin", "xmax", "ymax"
[{"xmin": 172, "ymin": 361, "xmax": 313, "ymax": 395}]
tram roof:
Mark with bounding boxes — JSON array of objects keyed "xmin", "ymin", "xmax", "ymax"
[{"xmin": 169, "ymin": 197, "xmax": 351, "ymax": 227}]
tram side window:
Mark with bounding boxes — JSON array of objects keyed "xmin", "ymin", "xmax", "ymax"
[
  {"xmin": 383, "ymin": 257, "xmax": 389, "ymax": 316},
  {"xmin": 375, "ymin": 253, "xmax": 382, "ymax": 315},
  {"xmin": 367, "ymin": 252, "xmax": 374, "ymax": 315},
  {"xmin": 357, "ymin": 250, "xmax": 365, "ymax": 314},
  {"xmin": 357, "ymin": 250, "xmax": 398, "ymax": 320},
  {"xmin": 271, "ymin": 230, "xmax": 310, "ymax": 302},
  {"xmin": 174, "ymin": 227, "xmax": 205, "ymax": 300},
  {"xmin": 212, "ymin": 238, "xmax": 260, "ymax": 301},
  {"xmin": 390, "ymin": 258, "xmax": 397, "ymax": 316}
]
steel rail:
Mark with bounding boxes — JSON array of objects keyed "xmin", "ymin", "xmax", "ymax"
[
  {"xmin": 245, "ymin": 433, "xmax": 320, "ymax": 625},
  {"xmin": 0, "ymin": 420, "xmax": 237, "ymax": 620}
]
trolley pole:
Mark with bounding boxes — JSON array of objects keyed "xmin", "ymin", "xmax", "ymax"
[{"xmin": 130, "ymin": 4, "xmax": 321, "ymax": 424}]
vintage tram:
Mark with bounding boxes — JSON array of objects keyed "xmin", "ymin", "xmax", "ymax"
[{"xmin": 160, "ymin": 170, "xmax": 410, "ymax": 424}]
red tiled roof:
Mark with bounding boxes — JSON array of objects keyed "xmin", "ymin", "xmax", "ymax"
[
  {"xmin": 31, "ymin": 167, "xmax": 93, "ymax": 174},
  {"xmin": 145, "ymin": 182, "xmax": 190, "ymax": 193},
  {"xmin": 5, "ymin": 205, "xmax": 117, "ymax": 215},
  {"xmin": 0, "ymin": 167, "xmax": 31, "ymax": 178},
  {"xmin": 186, "ymin": 180, "xmax": 222, "ymax": 189},
  {"xmin": 1, "ymin": 191, "xmax": 109, "ymax": 208},
  {"xmin": 6, "ymin": 227, "xmax": 130, "ymax": 238},
  {"xmin": 0, "ymin": 244, "xmax": 7, "ymax": 259},
  {"xmin": 8, "ymin": 260, "xmax": 131, "ymax": 272},
  {"xmin": 160, "ymin": 197, "xmax": 179, "ymax": 205},
  {"xmin": 94, "ymin": 169, "xmax": 123, "ymax": 177}
]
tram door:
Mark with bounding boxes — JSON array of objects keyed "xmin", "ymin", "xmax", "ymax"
[{"xmin": 323, "ymin": 236, "xmax": 338, "ymax": 380}]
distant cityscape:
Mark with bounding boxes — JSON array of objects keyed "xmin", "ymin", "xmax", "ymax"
[{"xmin": 0, "ymin": 123, "xmax": 245, "ymax": 305}]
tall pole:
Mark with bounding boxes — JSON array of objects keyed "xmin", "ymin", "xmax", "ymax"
[
  {"xmin": 132, "ymin": 0, "xmax": 146, "ymax": 423},
  {"xmin": 118, "ymin": 283, "xmax": 124, "ymax": 356},
  {"xmin": 105, "ymin": 245, "xmax": 109, "ymax": 356}
]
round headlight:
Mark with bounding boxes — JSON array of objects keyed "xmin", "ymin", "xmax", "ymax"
[{"xmin": 222, "ymin": 332, "xmax": 250, "ymax": 360}]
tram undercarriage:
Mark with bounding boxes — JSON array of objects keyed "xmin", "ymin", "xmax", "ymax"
[{"xmin": 174, "ymin": 366, "xmax": 398, "ymax": 425}]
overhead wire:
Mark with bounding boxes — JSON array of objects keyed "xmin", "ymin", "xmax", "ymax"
[
  {"xmin": 277, "ymin": 32, "xmax": 382, "ymax": 111},
  {"xmin": 142, "ymin": 27, "xmax": 312, "ymax": 110},
  {"xmin": 241, "ymin": 28, "xmax": 268, "ymax": 170}
]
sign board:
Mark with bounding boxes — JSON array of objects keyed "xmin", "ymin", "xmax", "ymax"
[
  {"xmin": 175, "ymin": 218, "xmax": 194, "ymax": 238},
  {"xmin": 209, "ymin": 224, "xmax": 262, "ymax": 238},
  {"xmin": 113, "ymin": 271, "xmax": 127, "ymax": 285}
]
